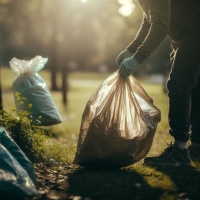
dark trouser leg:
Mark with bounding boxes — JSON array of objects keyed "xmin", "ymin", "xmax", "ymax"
[
  {"xmin": 190, "ymin": 80, "xmax": 200, "ymax": 144},
  {"xmin": 168, "ymin": 89, "xmax": 191, "ymax": 142},
  {"xmin": 167, "ymin": 31, "xmax": 200, "ymax": 142}
]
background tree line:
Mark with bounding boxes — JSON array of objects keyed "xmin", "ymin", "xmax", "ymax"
[
  {"xmin": 0, "ymin": 0, "xmax": 171, "ymax": 85},
  {"xmin": 0, "ymin": 0, "xmax": 143, "ymax": 67}
]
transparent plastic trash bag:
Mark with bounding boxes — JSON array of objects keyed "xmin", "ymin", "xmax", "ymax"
[
  {"xmin": 9, "ymin": 56, "xmax": 62, "ymax": 126},
  {"xmin": 73, "ymin": 71, "xmax": 161, "ymax": 168},
  {"xmin": 0, "ymin": 127, "xmax": 37, "ymax": 198}
]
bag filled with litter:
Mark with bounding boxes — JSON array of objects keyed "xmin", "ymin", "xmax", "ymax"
[
  {"xmin": 73, "ymin": 71, "xmax": 161, "ymax": 168},
  {"xmin": 10, "ymin": 55, "xmax": 62, "ymax": 126}
]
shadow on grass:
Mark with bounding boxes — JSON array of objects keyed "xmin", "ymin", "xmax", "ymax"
[
  {"xmin": 67, "ymin": 167, "xmax": 163, "ymax": 200},
  {"xmin": 144, "ymin": 163, "xmax": 200, "ymax": 200}
]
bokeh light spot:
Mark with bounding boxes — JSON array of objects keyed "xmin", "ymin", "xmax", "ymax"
[
  {"xmin": 81, "ymin": 0, "xmax": 88, "ymax": 3},
  {"xmin": 118, "ymin": 0, "xmax": 135, "ymax": 17}
]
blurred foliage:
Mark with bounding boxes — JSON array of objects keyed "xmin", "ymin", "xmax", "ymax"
[{"xmin": 0, "ymin": 0, "xmax": 143, "ymax": 71}]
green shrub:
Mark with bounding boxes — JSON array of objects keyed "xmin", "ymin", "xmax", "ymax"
[{"xmin": 0, "ymin": 92, "xmax": 50, "ymax": 163}]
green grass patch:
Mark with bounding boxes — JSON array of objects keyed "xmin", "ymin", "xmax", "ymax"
[{"xmin": 1, "ymin": 68, "xmax": 200, "ymax": 200}]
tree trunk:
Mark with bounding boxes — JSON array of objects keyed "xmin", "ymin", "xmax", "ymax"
[
  {"xmin": 0, "ymin": 63, "xmax": 2, "ymax": 110},
  {"xmin": 61, "ymin": 66, "xmax": 68, "ymax": 107}
]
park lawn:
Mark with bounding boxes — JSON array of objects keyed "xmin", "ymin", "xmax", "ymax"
[{"xmin": 1, "ymin": 67, "xmax": 200, "ymax": 200}]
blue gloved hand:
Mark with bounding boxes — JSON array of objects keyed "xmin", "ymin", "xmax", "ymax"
[
  {"xmin": 119, "ymin": 56, "xmax": 140, "ymax": 78},
  {"xmin": 116, "ymin": 50, "xmax": 132, "ymax": 66}
]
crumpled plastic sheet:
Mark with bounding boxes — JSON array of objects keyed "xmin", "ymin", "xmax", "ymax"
[{"xmin": 0, "ymin": 127, "xmax": 37, "ymax": 198}]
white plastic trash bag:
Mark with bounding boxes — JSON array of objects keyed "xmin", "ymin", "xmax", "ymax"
[{"xmin": 10, "ymin": 56, "xmax": 62, "ymax": 126}]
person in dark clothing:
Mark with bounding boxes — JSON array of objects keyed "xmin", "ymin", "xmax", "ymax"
[{"xmin": 116, "ymin": 0, "xmax": 200, "ymax": 166}]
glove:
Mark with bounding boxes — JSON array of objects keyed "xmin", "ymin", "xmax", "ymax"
[
  {"xmin": 119, "ymin": 56, "xmax": 140, "ymax": 78},
  {"xmin": 116, "ymin": 50, "xmax": 132, "ymax": 66}
]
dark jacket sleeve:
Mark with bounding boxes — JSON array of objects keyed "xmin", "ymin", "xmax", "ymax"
[
  {"xmin": 127, "ymin": 0, "xmax": 170, "ymax": 63},
  {"xmin": 127, "ymin": 15, "xmax": 150, "ymax": 55}
]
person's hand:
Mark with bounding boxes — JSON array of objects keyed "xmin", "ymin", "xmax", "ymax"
[
  {"xmin": 119, "ymin": 56, "xmax": 140, "ymax": 78},
  {"xmin": 116, "ymin": 50, "xmax": 132, "ymax": 66}
]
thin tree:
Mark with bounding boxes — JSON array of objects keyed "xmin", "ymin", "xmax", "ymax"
[{"xmin": 0, "ymin": 64, "xmax": 2, "ymax": 110}]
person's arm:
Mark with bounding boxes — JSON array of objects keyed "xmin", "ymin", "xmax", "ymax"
[
  {"xmin": 127, "ymin": 15, "xmax": 150, "ymax": 55},
  {"xmin": 129, "ymin": 0, "xmax": 171, "ymax": 63}
]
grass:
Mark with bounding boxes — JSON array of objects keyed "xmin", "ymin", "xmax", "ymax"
[{"xmin": 1, "ymin": 67, "xmax": 200, "ymax": 200}]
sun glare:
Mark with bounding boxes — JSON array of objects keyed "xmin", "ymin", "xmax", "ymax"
[
  {"xmin": 118, "ymin": 0, "xmax": 135, "ymax": 17},
  {"xmin": 81, "ymin": 0, "xmax": 88, "ymax": 3}
]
